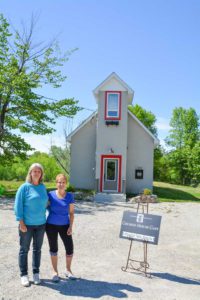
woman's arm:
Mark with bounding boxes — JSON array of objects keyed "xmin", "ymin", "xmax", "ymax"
[
  {"xmin": 67, "ymin": 203, "xmax": 74, "ymax": 235},
  {"xmin": 14, "ymin": 185, "xmax": 27, "ymax": 232}
]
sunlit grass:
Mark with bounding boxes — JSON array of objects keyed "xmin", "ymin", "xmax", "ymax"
[
  {"xmin": 153, "ymin": 181, "xmax": 200, "ymax": 202},
  {"xmin": 0, "ymin": 180, "xmax": 56, "ymax": 197},
  {"xmin": 1, "ymin": 180, "xmax": 200, "ymax": 202}
]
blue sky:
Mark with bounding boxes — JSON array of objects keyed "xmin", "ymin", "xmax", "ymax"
[{"xmin": 1, "ymin": 0, "xmax": 200, "ymax": 152}]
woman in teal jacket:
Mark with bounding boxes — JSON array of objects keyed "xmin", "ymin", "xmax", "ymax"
[{"xmin": 14, "ymin": 163, "xmax": 48, "ymax": 287}]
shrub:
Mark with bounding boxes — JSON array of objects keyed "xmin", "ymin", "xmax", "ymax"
[
  {"xmin": 0, "ymin": 184, "xmax": 6, "ymax": 196},
  {"xmin": 67, "ymin": 184, "xmax": 75, "ymax": 192},
  {"xmin": 143, "ymin": 188, "xmax": 152, "ymax": 195}
]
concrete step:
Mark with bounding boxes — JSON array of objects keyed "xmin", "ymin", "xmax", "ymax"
[{"xmin": 94, "ymin": 193, "xmax": 126, "ymax": 203}]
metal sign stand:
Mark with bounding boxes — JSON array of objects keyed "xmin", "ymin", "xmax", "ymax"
[{"xmin": 121, "ymin": 200, "xmax": 151, "ymax": 277}]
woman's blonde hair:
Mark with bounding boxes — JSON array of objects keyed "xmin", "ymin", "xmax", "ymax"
[
  {"xmin": 56, "ymin": 173, "xmax": 67, "ymax": 183},
  {"xmin": 26, "ymin": 163, "xmax": 44, "ymax": 184}
]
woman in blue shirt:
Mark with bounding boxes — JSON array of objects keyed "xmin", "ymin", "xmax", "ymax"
[
  {"xmin": 14, "ymin": 163, "xmax": 48, "ymax": 287},
  {"xmin": 46, "ymin": 173, "xmax": 75, "ymax": 282}
]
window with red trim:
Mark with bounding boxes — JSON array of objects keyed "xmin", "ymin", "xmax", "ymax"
[{"xmin": 105, "ymin": 91, "xmax": 121, "ymax": 120}]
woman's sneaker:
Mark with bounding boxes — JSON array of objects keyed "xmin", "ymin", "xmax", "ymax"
[
  {"xmin": 21, "ymin": 275, "xmax": 30, "ymax": 287},
  {"xmin": 65, "ymin": 271, "xmax": 77, "ymax": 280},
  {"xmin": 52, "ymin": 274, "xmax": 60, "ymax": 282},
  {"xmin": 33, "ymin": 273, "xmax": 41, "ymax": 285}
]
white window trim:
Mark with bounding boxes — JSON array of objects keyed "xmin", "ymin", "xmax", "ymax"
[{"xmin": 106, "ymin": 92, "xmax": 120, "ymax": 118}]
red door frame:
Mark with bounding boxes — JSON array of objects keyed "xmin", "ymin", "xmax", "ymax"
[{"xmin": 100, "ymin": 155, "xmax": 122, "ymax": 192}]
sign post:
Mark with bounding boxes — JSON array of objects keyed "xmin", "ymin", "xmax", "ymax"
[{"xmin": 120, "ymin": 210, "xmax": 162, "ymax": 277}]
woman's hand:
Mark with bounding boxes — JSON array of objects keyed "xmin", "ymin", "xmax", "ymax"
[
  {"xmin": 67, "ymin": 226, "xmax": 72, "ymax": 235},
  {"xmin": 19, "ymin": 221, "xmax": 27, "ymax": 232}
]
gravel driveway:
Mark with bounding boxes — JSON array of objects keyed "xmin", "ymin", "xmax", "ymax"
[{"xmin": 0, "ymin": 198, "xmax": 200, "ymax": 300}]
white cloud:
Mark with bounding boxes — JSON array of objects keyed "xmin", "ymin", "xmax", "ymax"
[
  {"xmin": 156, "ymin": 117, "xmax": 171, "ymax": 130},
  {"xmin": 159, "ymin": 138, "xmax": 166, "ymax": 148},
  {"xmin": 21, "ymin": 133, "xmax": 66, "ymax": 153}
]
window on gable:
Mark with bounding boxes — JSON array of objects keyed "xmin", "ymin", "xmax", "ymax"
[{"xmin": 105, "ymin": 92, "xmax": 121, "ymax": 120}]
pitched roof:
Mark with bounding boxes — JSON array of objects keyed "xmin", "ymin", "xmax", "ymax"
[
  {"xmin": 66, "ymin": 110, "xmax": 159, "ymax": 146},
  {"xmin": 93, "ymin": 72, "xmax": 134, "ymax": 103},
  {"xmin": 66, "ymin": 111, "xmax": 97, "ymax": 142},
  {"xmin": 128, "ymin": 110, "xmax": 159, "ymax": 146}
]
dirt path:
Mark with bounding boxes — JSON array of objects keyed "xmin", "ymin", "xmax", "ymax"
[{"xmin": 0, "ymin": 198, "xmax": 200, "ymax": 300}]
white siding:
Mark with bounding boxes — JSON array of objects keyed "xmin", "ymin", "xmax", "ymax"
[
  {"xmin": 96, "ymin": 91, "xmax": 128, "ymax": 185},
  {"xmin": 70, "ymin": 116, "xmax": 96, "ymax": 189},
  {"xmin": 126, "ymin": 114, "xmax": 154, "ymax": 194}
]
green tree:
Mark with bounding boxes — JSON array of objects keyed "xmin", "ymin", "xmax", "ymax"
[
  {"xmin": 167, "ymin": 149, "xmax": 189, "ymax": 184},
  {"xmin": 27, "ymin": 151, "xmax": 63, "ymax": 181},
  {"xmin": 0, "ymin": 14, "xmax": 81, "ymax": 163},
  {"xmin": 50, "ymin": 145, "xmax": 70, "ymax": 175},
  {"xmin": 187, "ymin": 142, "xmax": 200, "ymax": 185},
  {"xmin": 166, "ymin": 107, "xmax": 199, "ymax": 149},
  {"xmin": 128, "ymin": 104, "xmax": 157, "ymax": 136},
  {"xmin": 0, "ymin": 151, "xmax": 63, "ymax": 181},
  {"xmin": 153, "ymin": 145, "xmax": 164, "ymax": 180},
  {"xmin": 165, "ymin": 107, "xmax": 200, "ymax": 185},
  {"xmin": 183, "ymin": 108, "xmax": 199, "ymax": 148}
]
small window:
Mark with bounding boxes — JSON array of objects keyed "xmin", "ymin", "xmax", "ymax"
[
  {"xmin": 105, "ymin": 92, "xmax": 121, "ymax": 120},
  {"xmin": 106, "ymin": 160, "xmax": 116, "ymax": 181},
  {"xmin": 135, "ymin": 169, "xmax": 143, "ymax": 179},
  {"xmin": 107, "ymin": 94, "xmax": 119, "ymax": 117}
]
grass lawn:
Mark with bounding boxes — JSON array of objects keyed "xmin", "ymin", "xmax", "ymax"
[
  {"xmin": 153, "ymin": 181, "xmax": 200, "ymax": 202},
  {"xmin": 0, "ymin": 181, "xmax": 56, "ymax": 197},
  {"xmin": 1, "ymin": 180, "xmax": 200, "ymax": 202}
]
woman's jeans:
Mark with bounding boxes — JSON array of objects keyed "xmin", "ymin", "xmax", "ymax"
[{"xmin": 19, "ymin": 224, "xmax": 46, "ymax": 277}]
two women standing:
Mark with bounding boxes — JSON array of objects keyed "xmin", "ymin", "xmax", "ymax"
[{"xmin": 14, "ymin": 164, "xmax": 75, "ymax": 286}]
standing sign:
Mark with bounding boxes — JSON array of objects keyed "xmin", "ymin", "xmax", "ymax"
[{"xmin": 119, "ymin": 211, "xmax": 162, "ymax": 245}]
